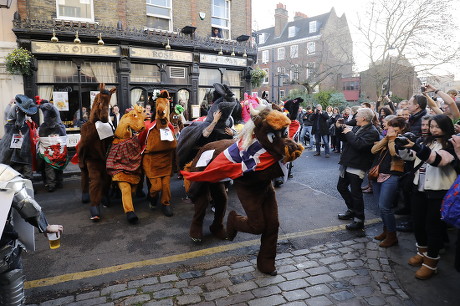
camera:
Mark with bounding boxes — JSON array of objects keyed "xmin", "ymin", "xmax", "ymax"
[
  {"xmin": 337, "ymin": 118, "xmax": 344, "ymax": 124},
  {"xmin": 421, "ymin": 86, "xmax": 426, "ymax": 93},
  {"xmin": 394, "ymin": 132, "xmax": 417, "ymax": 146}
]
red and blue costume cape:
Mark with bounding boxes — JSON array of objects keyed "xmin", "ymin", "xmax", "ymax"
[{"xmin": 181, "ymin": 139, "xmax": 278, "ymax": 183}]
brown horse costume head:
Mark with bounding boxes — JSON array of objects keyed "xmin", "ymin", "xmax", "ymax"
[
  {"xmin": 89, "ymin": 84, "xmax": 116, "ymax": 123},
  {"xmin": 155, "ymin": 90, "xmax": 171, "ymax": 128}
]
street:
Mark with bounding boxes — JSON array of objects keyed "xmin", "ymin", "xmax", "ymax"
[{"xmin": 24, "ymin": 149, "xmax": 459, "ymax": 305}]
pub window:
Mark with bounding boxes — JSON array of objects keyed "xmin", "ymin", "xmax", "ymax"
[
  {"xmin": 212, "ymin": 0, "xmax": 230, "ymax": 39},
  {"xmin": 146, "ymin": 0, "xmax": 172, "ymax": 31},
  {"xmin": 223, "ymin": 70, "xmax": 241, "ymax": 87},
  {"xmin": 199, "ymin": 68, "xmax": 222, "ymax": 86},
  {"xmin": 56, "ymin": 0, "xmax": 94, "ymax": 22},
  {"xmin": 131, "ymin": 64, "xmax": 160, "ymax": 83}
]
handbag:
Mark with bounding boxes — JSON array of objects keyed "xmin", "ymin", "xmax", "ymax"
[{"xmin": 368, "ymin": 149, "xmax": 388, "ymax": 181}]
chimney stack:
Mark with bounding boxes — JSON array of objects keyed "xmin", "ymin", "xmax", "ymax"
[
  {"xmin": 274, "ymin": 3, "xmax": 288, "ymax": 37},
  {"xmin": 294, "ymin": 12, "xmax": 308, "ymax": 21}
]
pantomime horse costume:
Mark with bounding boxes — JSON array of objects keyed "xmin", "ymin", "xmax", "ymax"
[
  {"xmin": 182, "ymin": 104, "xmax": 304, "ymax": 275},
  {"xmin": 139, "ymin": 90, "xmax": 177, "ymax": 217},
  {"xmin": 78, "ymin": 84, "xmax": 116, "ymax": 221},
  {"xmin": 106, "ymin": 105, "xmax": 145, "ymax": 224}
]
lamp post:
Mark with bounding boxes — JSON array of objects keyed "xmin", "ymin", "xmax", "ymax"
[{"xmin": 387, "ymin": 46, "xmax": 397, "ymax": 96}]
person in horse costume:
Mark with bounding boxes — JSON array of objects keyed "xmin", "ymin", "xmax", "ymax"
[
  {"xmin": 0, "ymin": 95, "xmax": 38, "ymax": 180},
  {"xmin": 182, "ymin": 104, "xmax": 304, "ymax": 275},
  {"xmin": 139, "ymin": 90, "xmax": 177, "ymax": 217},
  {"xmin": 78, "ymin": 84, "xmax": 116, "ymax": 221},
  {"xmin": 106, "ymin": 105, "xmax": 146, "ymax": 224}
]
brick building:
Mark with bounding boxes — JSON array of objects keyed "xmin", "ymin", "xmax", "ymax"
[
  {"xmin": 253, "ymin": 4, "xmax": 353, "ymax": 103},
  {"xmin": 8, "ymin": 0, "xmax": 254, "ymax": 123}
]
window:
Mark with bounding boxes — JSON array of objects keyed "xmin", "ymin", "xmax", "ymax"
[
  {"xmin": 279, "ymin": 90, "xmax": 285, "ymax": 99},
  {"xmin": 307, "ymin": 42, "xmax": 316, "ymax": 54},
  {"xmin": 293, "ymin": 68, "xmax": 299, "ymax": 81},
  {"xmin": 131, "ymin": 64, "xmax": 160, "ymax": 83},
  {"xmin": 56, "ymin": 0, "xmax": 94, "ymax": 22},
  {"xmin": 223, "ymin": 70, "xmax": 241, "ymax": 87},
  {"xmin": 343, "ymin": 81, "xmax": 360, "ymax": 91},
  {"xmin": 170, "ymin": 67, "xmax": 186, "ymax": 79},
  {"xmin": 290, "ymin": 45, "xmax": 298, "ymax": 58},
  {"xmin": 309, "ymin": 21, "xmax": 317, "ymax": 33},
  {"xmin": 212, "ymin": 0, "xmax": 230, "ymax": 39},
  {"xmin": 288, "ymin": 26, "xmax": 296, "ymax": 38},
  {"xmin": 146, "ymin": 0, "xmax": 172, "ymax": 31},
  {"xmin": 262, "ymin": 50, "xmax": 269, "ymax": 63},
  {"xmin": 277, "ymin": 47, "xmax": 285, "ymax": 60},
  {"xmin": 306, "ymin": 62, "xmax": 315, "ymax": 79},
  {"xmin": 258, "ymin": 33, "xmax": 267, "ymax": 44},
  {"xmin": 277, "ymin": 67, "xmax": 285, "ymax": 74},
  {"xmin": 263, "ymin": 68, "xmax": 269, "ymax": 84}
]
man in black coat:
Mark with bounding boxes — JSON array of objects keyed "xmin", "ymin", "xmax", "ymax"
[
  {"xmin": 407, "ymin": 94, "xmax": 427, "ymax": 137},
  {"xmin": 311, "ymin": 104, "xmax": 330, "ymax": 157},
  {"xmin": 335, "ymin": 108, "xmax": 380, "ymax": 230}
]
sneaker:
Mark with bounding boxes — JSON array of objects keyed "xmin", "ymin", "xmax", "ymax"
[
  {"xmin": 325, "ymin": 154, "xmax": 330, "ymax": 158},
  {"xmin": 313, "ymin": 152, "xmax": 320, "ymax": 156}
]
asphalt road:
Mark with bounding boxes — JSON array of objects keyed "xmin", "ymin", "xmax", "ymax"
[{"xmin": 23, "ymin": 148, "xmax": 460, "ymax": 305}]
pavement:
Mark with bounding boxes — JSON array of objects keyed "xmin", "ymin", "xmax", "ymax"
[{"xmin": 24, "ymin": 152, "xmax": 459, "ymax": 306}]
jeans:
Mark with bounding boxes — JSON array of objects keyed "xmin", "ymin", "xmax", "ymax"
[
  {"xmin": 337, "ymin": 171, "xmax": 364, "ymax": 221},
  {"xmin": 300, "ymin": 125, "xmax": 314, "ymax": 147},
  {"xmin": 371, "ymin": 175, "xmax": 399, "ymax": 232},
  {"xmin": 315, "ymin": 134, "xmax": 330, "ymax": 155}
]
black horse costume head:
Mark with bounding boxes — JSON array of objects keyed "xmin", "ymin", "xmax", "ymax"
[
  {"xmin": 204, "ymin": 83, "xmax": 238, "ymax": 133},
  {"xmin": 283, "ymin": 97, "xmax": 303, "ymax": 121}
]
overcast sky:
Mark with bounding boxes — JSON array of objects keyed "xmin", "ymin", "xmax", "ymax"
[{"xmin": 252, "ymin": 0, "xmax": 460, "ymax": 79}]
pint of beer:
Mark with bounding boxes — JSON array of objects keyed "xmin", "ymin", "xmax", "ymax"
[{"xmin": 47, "ymin": 232, "xmax": 61, "ymax": 249}]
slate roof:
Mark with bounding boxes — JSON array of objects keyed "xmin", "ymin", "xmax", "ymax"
[{"xmin": 257, "ymin": 11, "xmax": 331, "ymax": 46}]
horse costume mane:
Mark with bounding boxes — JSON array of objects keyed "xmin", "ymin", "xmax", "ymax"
[{"xmin": 89, "ymin": 84, "xmax": 115, "ymax": 123}]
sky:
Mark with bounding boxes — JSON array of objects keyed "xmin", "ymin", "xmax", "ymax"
[{"xmin": 252, "ymin": 0, "xmax": 460, "ymax": 79}]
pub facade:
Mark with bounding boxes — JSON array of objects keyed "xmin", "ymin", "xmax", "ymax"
[{"xmin": 11, "ymin": 0, "xmax": 255, "ymax": 123}]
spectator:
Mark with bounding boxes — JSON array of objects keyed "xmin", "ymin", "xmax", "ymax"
[
  {"xmin": 336, "ymin": 108, "xmax": 380, "ymax": 230},
  {"xmin": 370, "ymin": 117, "xmax": 408, "ymax": 247},
  {"xmin": 73, "ymin": 106, "xmax": 88, "ymax": 127},
  {"xmin": 311, "ymin": 104, "xmax": 330, "ymax": 158},
  {"xmin": 330, "ymin": 107, "xmax": 342, "ymax": 153},
  {"xmin": 424, "ymin": 85, "xmax": 460, "ymax": 123},
  {"xmin": 110, "ymin": 104, "xmax": 121, "ymax": 129},
  {"xmin": 398, "ymin": 114, "xmax": 458, "ymax": 279},
  {"xmin": 211, "ymin": 27, "xmax": 222, "ymax": 38},
  {"xmin": 4, "ymin": 98, "xmax": 14, "ymax": 122},
  {"xmin": 299, "ymin": 106, "xmax": 314, "ymax": 148},
  {"xmin": 398, "ymin": 100, "xmax": 408, "ymax": 110},
  {"xmin": 379, "ymin": 107, "xmax": 393, "ymax": 130},
  {"xmin": 407, "ymin": 94, "xmax": 428, "ymax": 136}
]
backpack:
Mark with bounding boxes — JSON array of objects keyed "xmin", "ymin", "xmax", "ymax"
[{"xmin": 441, "ymin": 175, "xmax": 460, "ymax": 228}]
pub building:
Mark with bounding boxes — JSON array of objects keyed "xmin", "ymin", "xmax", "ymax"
[{"xmin": 12, "ymin": 16, "xmax": 255, "ymax": 127}]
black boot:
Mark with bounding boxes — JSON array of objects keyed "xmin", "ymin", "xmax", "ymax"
[
  {"xmin": 338, "ymin": 209, "xmax": 354, "ymax": 220},
  {"xmin": 126, "ymin": 211, "xmax": 139, "ymax": 224},
  {"xmin": 161, "ymin": 204, "xmax": 173, "ymax": 217},
  {"xmin": 346, "ymin": 221, "xmax": 364, "ymax": 230}
]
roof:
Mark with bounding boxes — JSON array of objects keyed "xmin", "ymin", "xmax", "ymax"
[{"xmin": 257, "ymin": 11, "xmax": 331, "ymax": 46}]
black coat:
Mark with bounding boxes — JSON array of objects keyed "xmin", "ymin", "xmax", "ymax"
[
  {"xmin": 311, "ymin": 111, "xmax": 330, "ymax": 135},
  {"xmin": 409, "ymin": 109, "xmax": 427, "ymax": 137},
  {"xmin": 337, "ymin": 123, "xmax": 380, "ymax": 171}
]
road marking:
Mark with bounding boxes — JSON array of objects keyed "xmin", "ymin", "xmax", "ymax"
[{"xmin": 25, "ymin": 218, "xmax": 381, "ymax": 289}]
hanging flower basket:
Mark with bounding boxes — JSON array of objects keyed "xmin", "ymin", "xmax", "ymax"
[
  {"xmin": 5, "ymin": 48, "xmax": 34, "ymax": 76},
  {"xmin": 250, "ymin": 68, "xmax": 267, "ymax": 88}
]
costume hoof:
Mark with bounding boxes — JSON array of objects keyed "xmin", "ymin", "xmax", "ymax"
[
  {"xmin": 89, "ymin": 206, "xmax": 101, "ymax": 222},
  {"xmin": 264, "ymin": 270, "xmax": 277, "ymax": 276},
  {"xmin": 161, "ymin": 205, "xmax": 173, "ymax": 217},
  {"xmin": 210, "ymin": 225, "xmax": 227, "ymax": 240},
  {"xmin": 126, "ymin": 211, "xmax": 139, "ymax": 224},
  {"xmin": 148, "ymin": 194, "xmax": 158, "ymax": 209},
  {"xmin": 82, "ymin": 193, "xmax": 90, "ymax": 203}
]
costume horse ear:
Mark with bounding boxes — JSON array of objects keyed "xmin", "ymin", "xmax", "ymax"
[
  {"xmin": 222, "ymin": 84, "xmax": 235, "ymax": 99},
  {"xmin": 109, "ymin": 87, "xmax": 117, "ymax": 95},
  {"xmin": 133, "ymin": 104, "xmax": 143, "ymax": 113},
  {"xmin": 98, "ymin": 83, "xmax": 106, "ymax": 91}
]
